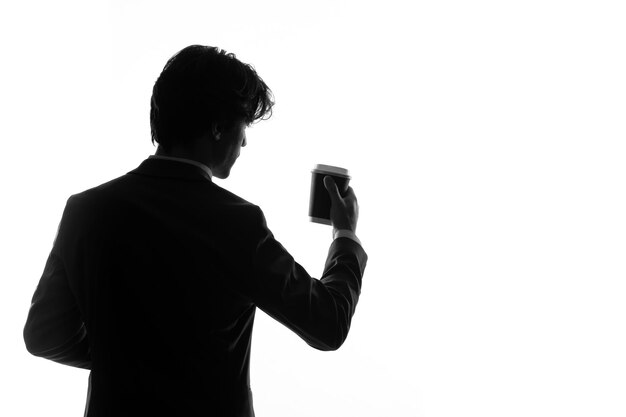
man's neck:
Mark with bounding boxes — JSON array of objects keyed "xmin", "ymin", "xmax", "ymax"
[
  {"xmin": 156, "ymin": 145, "xmax": 194, "ymax": 159},
  {"xmin": 153, "ymin": 146, "xmax": 214, "ymax": 178}
]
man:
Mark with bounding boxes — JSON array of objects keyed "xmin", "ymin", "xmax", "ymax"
[{"xmin": 23, "ymin": 45, "xmax": 367, "ymax": 416}]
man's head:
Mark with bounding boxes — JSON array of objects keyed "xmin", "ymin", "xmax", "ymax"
[{"xmin": 150, "ymin": 45, "xmax": 274, "ymax": 177}]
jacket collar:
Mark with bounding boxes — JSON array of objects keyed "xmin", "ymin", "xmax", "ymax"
[{"xmin": 128, "ymin": 157, "xmax": 213, "ymax": 182}]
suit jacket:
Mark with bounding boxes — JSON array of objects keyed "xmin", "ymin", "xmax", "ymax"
[{"xmin": 23, "ymin": 158, "xmax": 367, "ymax": 417}]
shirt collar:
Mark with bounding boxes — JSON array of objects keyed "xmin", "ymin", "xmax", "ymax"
[{"xmin": 148, "ymin": 155, "xmax": 212, "ymax": 179}]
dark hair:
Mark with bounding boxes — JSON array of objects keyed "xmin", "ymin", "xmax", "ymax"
[{"xmin": 150, "ymin": 45, "xmax": 274, "ymax": 148}]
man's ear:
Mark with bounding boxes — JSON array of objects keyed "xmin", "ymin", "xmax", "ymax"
[{"xmin": 211, "ymin": 123, "xmax": 222, "ymax": 141}]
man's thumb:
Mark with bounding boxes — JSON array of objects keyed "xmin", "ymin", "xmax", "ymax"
[{"xmin": 324, "ymin": 176, "xmax": 340, "ymax": 200}]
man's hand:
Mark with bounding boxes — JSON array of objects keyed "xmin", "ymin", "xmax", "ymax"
[{"xmin": 324, "ymin": 176, "xmax": 359, "ymax": 233}]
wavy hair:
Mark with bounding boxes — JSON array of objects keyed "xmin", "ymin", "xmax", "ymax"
[{"xmin": 150, "ymin": 45, "xmax": 274, "ymax": 148}]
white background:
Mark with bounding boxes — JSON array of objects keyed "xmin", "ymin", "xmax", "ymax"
[{"xmin": 1, "ymin": 1, "xmax": 625, "ymax": 416}]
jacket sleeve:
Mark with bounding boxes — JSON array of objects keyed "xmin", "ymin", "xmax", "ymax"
[
  {"xmin": 227, "ymin": 206, "xmax": 368, "ymax": 351},
  {"xmin": 23, "ymin": 203, "xmax": 91, "ymax": 369}
]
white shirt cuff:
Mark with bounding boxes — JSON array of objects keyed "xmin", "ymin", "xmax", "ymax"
[{"xmin": 333, "ymin": 228, "xmax": 361, "ymax": 246}]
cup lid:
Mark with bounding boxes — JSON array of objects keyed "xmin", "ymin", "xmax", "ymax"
[{"xmin": 312, "ymin": 164, "xmax": 350, "ymax": 177}]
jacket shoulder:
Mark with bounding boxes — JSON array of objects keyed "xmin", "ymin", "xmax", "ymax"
[{"xmin": 65, "ymin": 172, "xmax": 264, "ymax": 222}]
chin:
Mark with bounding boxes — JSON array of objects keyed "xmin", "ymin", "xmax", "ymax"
[
  {"xmin": 213, "ymin": 161, "xmax": 235, "ymax": 179},
  {"xmin": 214, "ymin": 169, "xmax": 231, "ymax": 179}
]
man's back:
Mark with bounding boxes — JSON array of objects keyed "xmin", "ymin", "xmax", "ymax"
[{"xmin": 25, "ymin": 157, "xmax": 367, "ymax": 416}]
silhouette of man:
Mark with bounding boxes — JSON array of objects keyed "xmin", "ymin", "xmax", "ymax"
[{"xmin": 23, "ymin": 45, "xmax": 367, "ymax": 416}]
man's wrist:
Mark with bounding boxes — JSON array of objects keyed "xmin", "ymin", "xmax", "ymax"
[{"xmin": 332, "ymin": 228, "xmax": 361, "ymax": 246}]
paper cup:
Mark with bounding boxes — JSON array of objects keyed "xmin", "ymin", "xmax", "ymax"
[{"xmin": 308, "ymin": 164, "xmax": 350, "ymax": 225}]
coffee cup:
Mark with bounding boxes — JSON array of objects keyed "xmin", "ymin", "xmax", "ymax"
[{"xmin": 308, "ymin": 164, "xmax": 350, "ymax": 225}]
